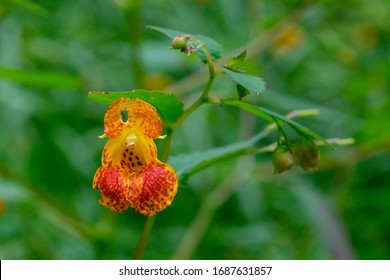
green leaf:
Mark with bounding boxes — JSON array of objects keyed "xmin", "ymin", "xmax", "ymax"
[
  {"xmin": 0, "ymin": 67, "xmax": 80, "ymax": 89},
  {"xmin": 193, "ymin": 34, "xmax": 223, "ymax": 62},
  {"xmin": 147, "ymin": 25, "xmax": 183, "ymax": 39},
  {"xmin": 169, "ymin": 130, "xmax": 268, "ymax": 182},
  {"xmin": 222, "ymin": 67, "xmax": 266, "ymax": 94},
  {"xmin": 221, "ymin": 98, "xmax": 333, "ymax": 147},
  {"xmin": 88, "ymin": 90, "xmax": 184, "ymax": 124},
  {"xmin": 147, "ymin": 25, "xmax": 222, "ymax": 63},
  {"xmin": 225, "ymin": 50, "xmax": 247, "ymax": 70}
]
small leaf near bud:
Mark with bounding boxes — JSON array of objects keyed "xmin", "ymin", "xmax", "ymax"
[
  {"xmin": 292, "ymin": 136, "xmax": 320, "ymax": 171},
  {"xmin": 236, "ymin": 83, "xmax": 250, "ymax": 100},
  {"xmin": 272, "ymin": 144, "xmax": 294, "ymax": 174},
  {"xmin": 225, "ymin": 50, "xmax": 247, "ymax": 71},
  {"xmin": 171, "ymin": 35, "xmax": 191, "ymax": 50}
]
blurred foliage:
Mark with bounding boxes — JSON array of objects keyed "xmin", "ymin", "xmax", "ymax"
[{"xmin": 0, "ymin": 0, "xmax": 389, "ymax": 260}]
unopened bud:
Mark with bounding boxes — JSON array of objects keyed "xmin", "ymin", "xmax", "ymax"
[
  {"xmin": 272, "ymin": 145, "xmax": 294, "ymax": 174},
  {"xmin": 292, "ymin": 137, "xmax": 320, "ymax": 171},
  {"xmin": 171, "ymin": 35, "xmax": 191, "ymax": 50}
]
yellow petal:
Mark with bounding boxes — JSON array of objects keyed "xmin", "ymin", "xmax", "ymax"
[{"xmin": 102, "ymin": 130, "xmax": 157, "ymax": 170}]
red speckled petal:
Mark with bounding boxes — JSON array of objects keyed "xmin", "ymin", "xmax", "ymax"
[
  {"xmin": 103, "ymin": 98, "xmax": 162, "ymax": 139},
  {"xmin": 128, "ymin": 161, "xmax": 178, "ymax": 216},
  {"xmin": 93, "ymin": 164, "xmax": 131, "ymax": 213}
]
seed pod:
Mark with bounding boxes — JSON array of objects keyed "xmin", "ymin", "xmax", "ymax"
[
  {"xmin": 272, "ymin": 144, "xmax": 294, "ymax": 174},
  {"xmin": 292, "ymin": 137, "xmax": 320, "ymax": 171}
]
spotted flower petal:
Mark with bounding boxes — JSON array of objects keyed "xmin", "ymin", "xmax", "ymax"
[
  {"xmin": 103, "ymin": 97, "xmax": 162, "ymax": 139},
  {"xmin": 93, "ymin": 98, "xmax": 178, "ymax": 216}
]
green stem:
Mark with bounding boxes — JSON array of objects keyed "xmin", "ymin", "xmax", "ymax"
[
  {"xmin": 133, "ymin": 215, "xmax": 156, "ymax": 259},
  {"xmin": 160, "ymin": 128, "xmax": 173, "ymax": 162},
  {"xmin": 171, "ymin": 43, "xmax": 215, "ymax": 130},
  {"xmin": 201, "ymin": 44, "xmax": 215, "ymax": 81},
  {"xmin": 274, "ymin": 117, "xmax": 291, "ymax": 148},
  {"xmin": 132, "ymin": 39, "xmax": 216, "ymax": 260},
  {"xmin": 191, "ymin": 39, "xmax": 215, "ymax": 80},
  {"xmin": 171, "ymin": 78, "xmax": 212, "ymax": 130}
]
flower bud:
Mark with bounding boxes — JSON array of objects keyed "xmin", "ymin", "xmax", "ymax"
[
  {"xmin": 292, "ymin": 137, "xmax": 320, "ymax": 171},
  {"xmin": 272, "ymin": 144, "xmax": 294, "ymax": 174},
  {"xmin": 171, "ymin": 35, "xmax": 191, "ymax": 50}
]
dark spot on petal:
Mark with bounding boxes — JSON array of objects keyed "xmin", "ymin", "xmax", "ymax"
[{"xmin": 120, "ymin": 110, "xmax": 128, "ymax": 122}]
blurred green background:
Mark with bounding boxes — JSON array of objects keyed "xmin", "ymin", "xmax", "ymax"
[{"xmin": 0, "ymin": 0, "xmax": 389, "ymax": 260}]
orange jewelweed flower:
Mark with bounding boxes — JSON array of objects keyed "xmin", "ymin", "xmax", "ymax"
[{"xmin": 93, "ymin": 97, "xmax": 178, "ymax": 216}]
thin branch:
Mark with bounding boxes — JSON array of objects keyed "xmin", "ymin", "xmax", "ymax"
[
  {"xmin": 133, "ymin": 215, "xmax": 156, "ymax": 260},
  {"xmin": 163, "ymin": 2, "xmax": 316, "ymax": 96},
  {"xmin": 170, "ymin": 105, "xmax": 354, "ymax": 259},
  {"xmin": 132, "ymin": 39, "xmax": 217, "ymax": 260}
]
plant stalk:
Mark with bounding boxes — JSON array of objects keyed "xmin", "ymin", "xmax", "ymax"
[
  {"xmin": 132, "ymin": 40, "xmax": 216, "ymax": 259},
  {"xmin": 133, "ymin": 215, "xmax": 156, "ymax": 259}
]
